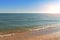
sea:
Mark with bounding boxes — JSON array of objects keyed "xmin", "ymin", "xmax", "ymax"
[{"xmin": 0, "ymin": 13, "xmax": 60, "ymax": 33}]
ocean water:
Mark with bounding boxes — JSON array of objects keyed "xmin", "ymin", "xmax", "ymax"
[{"xmin": 0, "ymin": 13, "xmax": 60, "ymax": 32}]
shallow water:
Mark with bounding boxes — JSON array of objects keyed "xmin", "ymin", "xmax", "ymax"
[{"xmin": 0, "ymin": 13, "xmax": 60, "ymax": 32}]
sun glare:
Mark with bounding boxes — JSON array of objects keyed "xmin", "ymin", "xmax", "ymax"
[{"xmin": 47, "ymin": 5, "xmax": 60, "ymax": 14}]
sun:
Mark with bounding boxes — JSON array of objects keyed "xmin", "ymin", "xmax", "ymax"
[{"xmin": 46, "ymin": 4, "xmax": 60, "ymax": 14}]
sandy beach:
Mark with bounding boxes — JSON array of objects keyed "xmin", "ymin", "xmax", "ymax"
[{"xmin": 0, "ymin": 25, "xmax": 60, "ymax": 40}]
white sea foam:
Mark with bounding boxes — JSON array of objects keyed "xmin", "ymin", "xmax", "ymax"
[
  {"xmin": 29, "ymin": 24, "xmax": 60, "ymax": 31},
  {"xmin": 0, "ymin": 33, "xmax": 14, "ymax": 37}
]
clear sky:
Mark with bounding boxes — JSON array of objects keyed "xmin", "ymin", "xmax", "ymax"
[{"xmin": 0, "ymin": 0, "xmax": 60, "ymax": 13}]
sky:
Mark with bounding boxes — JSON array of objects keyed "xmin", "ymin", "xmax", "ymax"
[{"xmin": 0, "ymin": 0, "xmax": 60, "ymax": 13}]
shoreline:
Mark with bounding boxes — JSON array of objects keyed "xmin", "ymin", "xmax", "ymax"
[
  {"xmin": 0, "ymin": 26, "xmax": 60, "ymax": 37},
  {"xmin": 0, "ymin": 24, "xmax": 60, "ymax": 40},
  {"xmin": 0, "ymin": 24, "xmax": 60, "ymax": 35}
]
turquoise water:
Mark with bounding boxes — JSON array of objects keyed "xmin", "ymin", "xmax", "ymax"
[{"xmin": 0, "ymin": 13, "xmax": 60, "ymax": 32}]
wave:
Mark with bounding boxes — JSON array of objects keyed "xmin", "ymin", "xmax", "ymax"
[
  {"xmin": 0, "ymin": 33, "xmax": 14, "ymax": 37},
  {"xmin": 28, "ymin": 24, "xmax": 60, "ymax": 31}
]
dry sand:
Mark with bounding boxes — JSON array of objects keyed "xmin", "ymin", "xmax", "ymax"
[{"xmin": 0, "ymin": 25, "xmax": 60, "ymax": 40}]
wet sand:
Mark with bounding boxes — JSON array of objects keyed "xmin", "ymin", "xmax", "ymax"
[{"xmin": 0, "ymin": 25, "xmax": 60, "ymax": 40}]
